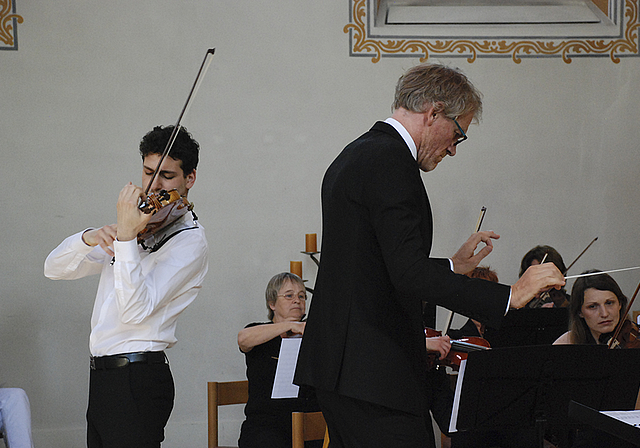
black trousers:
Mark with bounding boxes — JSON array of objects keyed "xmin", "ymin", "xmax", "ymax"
[
  {"xmin": 87, "ymin": 361, "xmax": 175, "ymax": 448},
  {"xmin": 316, "ymin": 389, "xmax": 435, "ymax": 448}
]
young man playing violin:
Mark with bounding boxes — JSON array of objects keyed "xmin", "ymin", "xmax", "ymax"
[{"xmin": 45, "ymin": 125, "xmax": 208, "ymax": 448}]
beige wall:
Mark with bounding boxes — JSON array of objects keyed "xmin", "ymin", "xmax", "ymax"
[{"xmin": 1, "ymin": 1, "xmax": 639, "ymax": 446}]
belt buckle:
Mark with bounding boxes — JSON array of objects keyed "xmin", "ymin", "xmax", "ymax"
[{"xmin": 113, "ymin": 357, "xmax": 130, "ymax": 368}]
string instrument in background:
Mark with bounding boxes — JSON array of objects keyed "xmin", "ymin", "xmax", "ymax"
[
  {"xmin": 607, "ymin": 279, "xmax": 640, "ymax": 349},
  {"xmin": 529, "ymin": 237, "xmax": 598, "ymax": 308},
  {"xmin": 425, "ymin": 327, "xmax": 490, "ymax": 370},
  {"xmin": 136, "ymin": 48, "xmax": 215, "ymax": 244}
]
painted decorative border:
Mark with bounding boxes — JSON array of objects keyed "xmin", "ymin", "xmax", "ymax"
[
  {"xmin": 345, "ymin": 0, "xmax": 639, "ymax": 63},
  {"xmin": 1, "ymin": 0, "xmax": 23, "ymax": 51}
]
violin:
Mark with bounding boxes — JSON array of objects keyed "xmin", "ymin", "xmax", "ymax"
[
  {"xmin": 137, "ymin": 189, "xmax": 193, "ymax": 244},
  {"xmin": 530, "ymin": 237, "xmax": 598, "ymax": 308},
  {"xmin": 607, "ymin": 279, "xmax": 640, "ymax": 349},
  {"xmin": 134, "ymin": 48, "xmax": 214, "ymax": 241},
  {"xmin": 425, "ymin": 327, "xmax": 490, "ymax": 370},
  {"xmin": 606, "ymin": 319, "xmax": 640, "ymax": 349}
]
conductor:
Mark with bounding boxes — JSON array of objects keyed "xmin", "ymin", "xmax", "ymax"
[{"xmin": 294, "ymin": 64, "xmax": 565, "ymax": 448}]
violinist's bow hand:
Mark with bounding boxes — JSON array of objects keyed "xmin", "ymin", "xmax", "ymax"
[
  {"xmin": 426, "ymin": 335, "xmax": 452, "ymax": 360},
  {"xmin": 451, "ymin": 231, "xmax": 500, "ymax": 275},
  {"xmin": 82, "ymin": 225, "xmax": 117, "ymax": 257},
  {"xmin": 510, "ymin": 263, "xmax": 565, "ymax": 309},
  {"xmin": 116, "ymin": 182, "xmax": 153, "ymax": 242}
]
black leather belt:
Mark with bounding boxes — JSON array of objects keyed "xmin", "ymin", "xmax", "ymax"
[{"xmin": 90, "ymin": 351, "xmax": 167, "ymax": 370}]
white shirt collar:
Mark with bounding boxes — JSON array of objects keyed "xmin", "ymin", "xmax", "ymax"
[{"xmin": 384, "ymin": 117, "xmax": 417, "ymax": 160}]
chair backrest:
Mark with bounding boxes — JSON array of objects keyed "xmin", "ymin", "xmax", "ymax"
[
  {"xmin": 292, "ymin": 411, "xmax": 328, "ymax": 448},
  {"xmin": 207, "ymin": 380, "xmax": 249, "ymax": 448}
]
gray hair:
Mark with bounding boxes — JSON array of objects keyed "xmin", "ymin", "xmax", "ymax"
[
  {"xmin": 392, "ymin": 63, "xmax": 483, "ymax": 121},
  {"xmin": 265, "ymin": 272, "xmax": 305, "ymax": 321}
]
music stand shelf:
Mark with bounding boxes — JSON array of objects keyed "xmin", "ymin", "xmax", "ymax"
[{"xmin": 452, "ymin": 345, "xmax": 640, "ymax": 448}]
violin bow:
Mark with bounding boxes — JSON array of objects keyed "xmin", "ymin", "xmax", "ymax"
[
  {"xmin": 143, "ymin": 48, "xmax": 216, "ymax": 197},
  {"xmin": 564, "ymin": 237, "xmax": 598, "ymax": 274},
  {"xmin": 533, "ymin": 237, "xmax": 598, "ymax": 306},
  {"xmin": 442, "ymin": 206, "xmax": 487, "ymax": 334}
]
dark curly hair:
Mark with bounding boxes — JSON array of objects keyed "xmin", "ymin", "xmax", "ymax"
[{"xmin": 139, "ymin": 125, "xmax": 199, "ymax": 175}]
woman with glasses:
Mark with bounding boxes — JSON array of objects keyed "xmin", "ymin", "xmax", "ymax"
[{"xmin": 237, "ymin": 272, "xmax": 320, "ymax": 448}]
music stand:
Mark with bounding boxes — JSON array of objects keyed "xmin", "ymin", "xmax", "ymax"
[
  {"xmin": 568, "ymin": 400, "xmax": 640, "ymax": 446},
  {"xmin": 451, "ymin": 345, "xmax": 640, "ymax": 448},
  {"xmin": 483, "ymin": 308, "xmax": 569, "ymax": 348}
]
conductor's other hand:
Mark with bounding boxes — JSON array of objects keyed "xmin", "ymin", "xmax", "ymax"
[
  {"xmin": 116, "ymin": 182, "xmax": 153, "ymax": 242},
  {"xmin": 510, "ymin": 263, "xmax": 565, "ymax": 309},
  {"xmin": 451, "ymin": 231, "xmax": 500, "ymax": 275}
]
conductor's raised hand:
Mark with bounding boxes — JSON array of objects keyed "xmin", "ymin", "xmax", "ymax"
[
  {"xmin": 451, "ymin": 231, "xmax": 500, "ymax": 275},
  {"xmin": 116, "ymin": 182, "xmax": 153, "ymax": 242},
  {"xmin": 510, "ymin": 263, "xmax": 565, "ymax": 309},
  {"xmin": 82, "ymin": 225, "xmax": 118, "ymax": 257}
]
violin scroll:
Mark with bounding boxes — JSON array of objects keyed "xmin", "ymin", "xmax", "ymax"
[
  {"xmin": 139, "ymin": 189, "xmax": 183, "ymax": 215},
  {"xmin": 136, "ymin": 189, "xmax": 193, "ymax": 244}
]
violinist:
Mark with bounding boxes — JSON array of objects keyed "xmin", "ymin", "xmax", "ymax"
[
  {"xmin": 44, "ymin": 125, "xmax": 209, "ymax": 448},
  {"xmin": 553, "ymin": 270, "xmax": 634, "ymax": 346},
  {"xmin": 551, "ymin": 271, "xmax": 638, "ymax": 448},
  {"xmin": 237, "ymin": 273, "xmax": 320, "ymax": 448},
  {"xmin": 520, "ymin": 245, "xmax": 570, "ymax": 308}
]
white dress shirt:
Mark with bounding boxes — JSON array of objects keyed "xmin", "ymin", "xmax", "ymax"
[{"xmin": 45, "ymin": 212, "xmax": 208, "ymax": 356}]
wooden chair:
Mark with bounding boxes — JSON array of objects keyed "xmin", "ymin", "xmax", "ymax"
[
  {"xmin": 292, "ymin": 411, "xmax": 329, "ymax": 448},
  {"xmin": 207, "ymin": 380, "xmax": 249, "ymax": 448}
]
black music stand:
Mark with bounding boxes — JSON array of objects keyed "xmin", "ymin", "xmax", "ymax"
[
  {"xmin": 451, "ymin": 345, "xmax": 640, "ymax": 448},
  {"xmin": 483, "ymin": 308, "xmax": 569, "ymax": 348},
  {"xmin": 568, "ymin": 400, "xmax": 640, "ymax": 446}
]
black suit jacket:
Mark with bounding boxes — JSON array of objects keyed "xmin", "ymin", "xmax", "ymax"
[{"xmin": 295, "ymin": 122, "xmax": 510, "ymax": 416}]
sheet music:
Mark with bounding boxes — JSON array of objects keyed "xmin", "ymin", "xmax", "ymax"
[
  {"xmin": 601, "ymin": 409, "xmax": 640, "ymax": 428},
  {"xmin": 449, "ymin": 359, "xmax": 467, "ymax": 433},
  {"xmin": 271, "ymin": 336, "xmax": 302, "ymax": 399}
]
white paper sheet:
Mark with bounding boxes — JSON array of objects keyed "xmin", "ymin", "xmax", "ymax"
[
  {"xmin": 448, "ymin": 359, "xmax": 467, "ymax": 433},
  {"xmin": 271, "ymin": 336, "xmax": 302, "ymax": 399},
  {"xmin": 601, "ymin": 409, "xmax": 640, "ymax": 428}
]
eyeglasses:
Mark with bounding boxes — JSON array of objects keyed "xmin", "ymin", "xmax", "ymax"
[
  {"xmin": 451, "ymin": 117, "xmax": 468, "ymax": 146},
  {"xmin": 277, "ymin": 293, "xmax": 307, "ymax": 301}
]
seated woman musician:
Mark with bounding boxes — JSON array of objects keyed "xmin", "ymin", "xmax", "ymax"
[
  {"xmin": 553, "ymin": 270, "xmax": 636, "ymax": 346},
  {"xmin": 237, "ymin": 272, "xmax": 320, "ymax": 448},
  {"xmin": 552, "ymin": 271, "xmax": 638, "ymax": 448}
]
